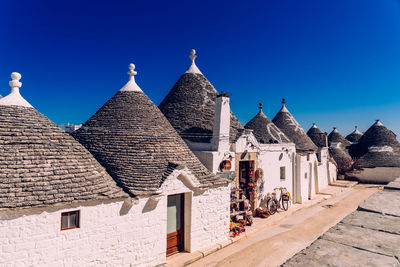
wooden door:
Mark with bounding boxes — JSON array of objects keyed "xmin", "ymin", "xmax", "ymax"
[{"xmin": 166, "ymin": 194, "xmax": 184, "ymax": 256}]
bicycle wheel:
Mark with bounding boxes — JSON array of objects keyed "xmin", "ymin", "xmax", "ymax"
[
  {"xmin": 281, "ymin": 199, "xmax": 289, "ymax": 211},
  {"xmin": 267, "ymin": 199, "xmax": 276, "ymax": 215}
]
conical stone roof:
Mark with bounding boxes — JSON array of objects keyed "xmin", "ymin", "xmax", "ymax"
[
  {"xmin": 329, "ymin": 146, "xmax": 353, "ymax": 173},
  {"xmin": 272, "ymin": 99, "xmax": 317, "ymax": 152},
  {"xmin": 351, "ymin": 120, "xmax": 400, "ymax": 168},
  {"xmin": 328, "ymin": 127, "xmax": 351, "ymax": 148},
  {"xmin": 307, "ymin": 123, "xmax": 327, "ymax": 148},
  {"xmin": 244, "ymin": 103, "xmax": 290, "ymax": 144},
  {"xmin": 0, "ymin": 73, "xmax": 127, "ymax": 210},
  {"xmin": 346, "ymin": 126, "xmax": 363, "ymax": 143},
  {"xmin": 73, "ymin": 64, "xmax": 223, "ymax": 196},
  {"xmin": 158, "ymin": 50, "xmax": 244, "ymax": 143}
]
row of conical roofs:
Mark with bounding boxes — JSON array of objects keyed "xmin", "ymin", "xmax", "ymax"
[
  {"xmin": 308, "ymin": 120, "xmax": 400, "ymax": 169},
  {"xmin": 1, "ymin": 50, "xmax": 400, "ymax": 211},
  {"xmin": 159, "ymin": 50, "xmax": 400, "ymax": 164}
]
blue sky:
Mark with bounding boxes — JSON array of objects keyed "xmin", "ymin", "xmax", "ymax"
[{"xmin": 1, "ymin": 0, "xmax": 400, "ymax": 136}]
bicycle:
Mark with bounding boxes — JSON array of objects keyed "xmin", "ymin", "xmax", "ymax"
[{"xmin": 266, "ymin": 187, "xmax": 291, "ymax": 215}]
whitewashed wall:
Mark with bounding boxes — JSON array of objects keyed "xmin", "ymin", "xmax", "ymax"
[
  {"xmin": 0, "ymin": 171, "xmax": 230, "ymax": 267},
  {"xmin": 257, "ymin": 143, "xmax": 296, "ymax": 208},
  {"xmin": 193, "ymin": 150, "xmax": 235, "ymax": 174},
  {"xmin": 328, "ymin": 160, "xmax": 337, "ymax": 183},
  {"xmin": 0, "ymin": 198, "xmax": 165, "ymax": 267},
  {"xmin": 295, "ymin": 153, "xmax": 319, "ymax": 203},
  {"xmin": 316, "ymin": 148, "xmax": 329, "ymax": 192}
]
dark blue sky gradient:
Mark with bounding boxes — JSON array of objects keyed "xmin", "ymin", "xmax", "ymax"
[{"xmin": 1, "ymin": 0, "xmax": 400, "ymax": 136}]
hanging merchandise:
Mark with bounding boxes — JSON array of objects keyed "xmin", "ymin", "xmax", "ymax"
[{"xmin": 255, "ymin": 168, "xmax": 263, "ymax": 180}]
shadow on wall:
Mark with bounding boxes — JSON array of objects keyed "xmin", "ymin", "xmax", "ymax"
[
  {"xmin": 142, "ymin": 198, "xmax": 158, "ymax": 213},
  {"xmin": 120, "ymin": 198, "xmax": 135, "ymax": 216}
]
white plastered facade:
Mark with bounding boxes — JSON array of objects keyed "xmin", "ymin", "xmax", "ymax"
[
  {"xmin": 0, "ymin": 169, "xmax": 230, "ymax": 267},
  {"xmin": 256, "ymin": 143, "xmax": 296, "ymax": 207}
]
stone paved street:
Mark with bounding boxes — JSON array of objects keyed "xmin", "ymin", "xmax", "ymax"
[
  {"xmin": 283, "ymin": 178, "xmax": 400, "ymax": 267},
  {"xmin": 167, "ymin": 182, "xmax": 379, "ymax": 267}
]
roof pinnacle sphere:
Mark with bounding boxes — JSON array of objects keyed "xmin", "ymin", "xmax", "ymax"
[
  {"xmin": 280, "ymin": 98, "xmax": 289, "ymax": 112},
  {"xmin": 0, "ymin": 72, "xmax": 33, "ymax": 108},
  {"xmin": 119, "ymin": 63, "xmax": 142, "ymax": 92},
  {"xmin": 10, "ymin": 72, "xmax": 22, "ymax": 90},
  {"xmin": 185, "ymin": 49, "xmax": 202, "ymax": 74},
  {"xmin": 128, "ymin": 63, "xmax": 137, "ymax": 77},
  {"xmin": 189, "ymin": 49, "xmax": 197, "ymax": 63},
  {"xmin": 259, "ymin": 102, "xmax": 263, "ymax": 112}
]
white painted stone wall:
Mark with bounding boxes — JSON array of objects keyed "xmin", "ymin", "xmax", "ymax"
[
  {"xmin": 316, "ymin": 148, "xmax": 329, "ymax": 192},
  {"xmin": 193, "ymin": 150, "xmax": 235, "ymax": 174},
  {"xmin": 0, "ymin": 199, "xmax": 165, "ymax": 267},
  {"xmin": 159, "ymin": 168, "xmax": 230, "ymax": 253},
  {"xmin": 256, "ymin": 143, "xmax": 296, "ymax": 207},
  {"xmin": 328, "ymin": 160, "xmax": 338, "ymax": 184},
  {"xmin": 295, "ymin": 153, "xmax": 319, "ymax": 203},
  {"xmin": 0, "ymin": 170, "xmax": 230, "ymax": 267}
]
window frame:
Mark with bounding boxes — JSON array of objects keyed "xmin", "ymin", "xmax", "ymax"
[
  {"xmin": 280, "ymin": 166, "xmax": 286, "ymax": 181},
  {"xmin": 61, "ymin": 210, "xmax": 80, "ymax": 231}
]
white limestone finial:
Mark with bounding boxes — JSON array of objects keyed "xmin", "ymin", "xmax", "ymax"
[
  {"xmin": 189, "ymin": 49, "xmax": 197, "ymax": 63},
  {"xmin": 119, "ymin": 63, "xmax": 142, "ymax": 92},
  {"xmin": 280, "ymin": 98, "xmax": 289, "ymax": 112},
  {"xmin": 312, "ymin": 123, "xmax": 317, "ymax": 128},
  {"xmin": 0, "ymin": 72, "xmax": 33, "ymax": 108},
  {"xmin": 185, "ymin": 49, "xmax": 203, "ymax": 74},
  {"xmin": 10, "ymin": 72, "xmax": 22, "ymax": 90},
  {"xmin": 332, "ymin": 127, "xmax": 339, "ymax": 133},
  {"xmin": 352, "ymin": 126, "xmax": 362, "ymax": 135},
  {"xmin": 128, "ymin": 63, "xmax": 137, "ymax": 77},
  {"xmin": 373, "ymin": 119, "xmax": 383, "ymax": 127}
]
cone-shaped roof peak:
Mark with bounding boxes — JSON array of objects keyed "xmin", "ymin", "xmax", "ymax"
[
  {"xmin": 307, "ymin": 123, "xmax": 327, "ymax": 147},
  {"xmin": 328, "ymin": 127, "xmax": 351, "ymax": 147},
  {"xmin": 346, "ymin": 125, "xmax": 363, "ymax": 143},
  {"xmin": 245, "ymin": 103, "xmax": 290, "ymax": 144},
  {"xmin": 159, "ymin": 50, "xmax": 244, "ymax": 143},
  {"xmin": 272, "ymin": 100, "xmax": 317, "ymax": 152}
]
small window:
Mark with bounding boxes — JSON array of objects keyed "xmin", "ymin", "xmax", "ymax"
[
  {"xmin": 61, "ymin": 210, "xmax": 80, "ymax": 230},
  {"xmin": 280, "ymin": 167, "xmax": 286, "ymax": 180},
  {"xmin": 305, "ymin": 172, "xmax": 308, "ymax": 179}
]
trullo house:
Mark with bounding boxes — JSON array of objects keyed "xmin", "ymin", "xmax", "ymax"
[
  {"xmin": 72, "ymin": 64, "xmax": 230, "ymax": 265},
  {"xmin": 244, "ymin": 103, "xmax": 296, "ymax": 206},
  {"xmin": 159, "ymin": 50, "xmax": 264, "ymax": 213},
  {"xmin": 0, "ymin": 72, "xmax": 131, "ymax": 266},
  {"xmin": 307, "ymin": 123, "xmax": 337, "ymax": 186},
  {"xmin": 346, "ymin": 126, "xmax": 363, "ymax": 144},
  {"xmin": 272, "ymin": 100, "xmax": 336, "ymax": 203},
  {"xmin": 327, "ymin": 127, "xmax": 353, "ymax": 175},
  {"xmin": 348, "ymin": 120, "xmax": 400, "ymax": 183}
]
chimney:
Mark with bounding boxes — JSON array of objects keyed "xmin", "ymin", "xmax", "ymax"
[{"xmin": 211, "ymin": 92, "xmax": 231, "ymax": 151}]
